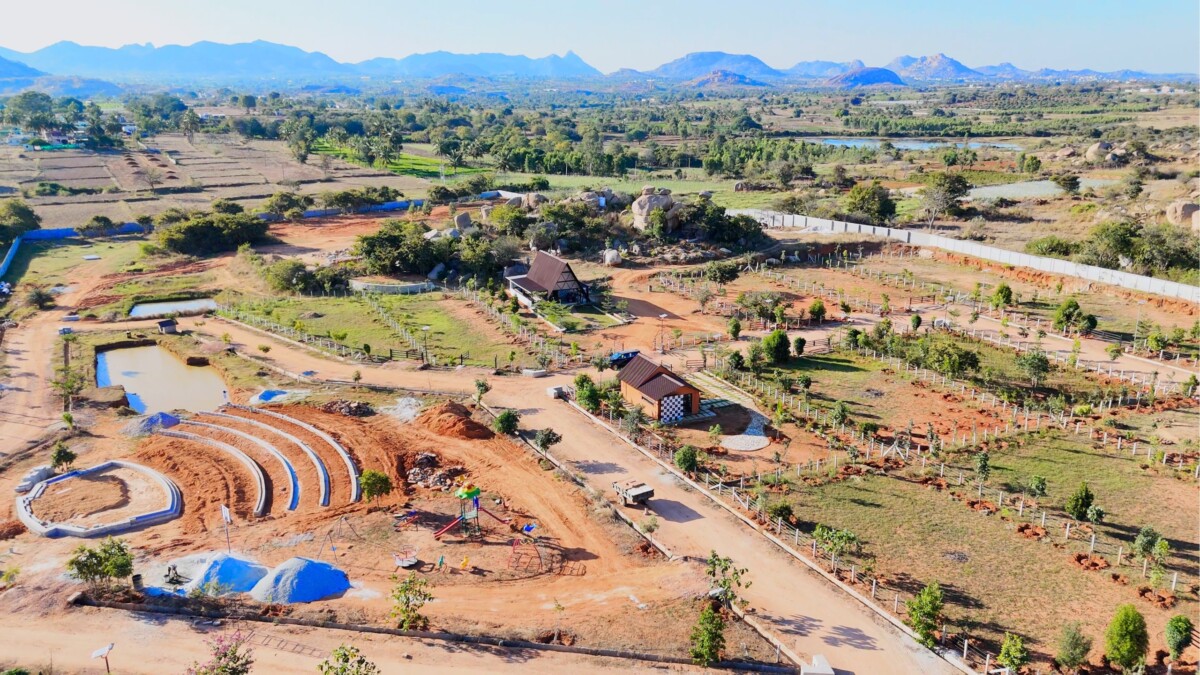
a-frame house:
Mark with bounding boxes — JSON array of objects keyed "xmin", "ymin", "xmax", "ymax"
[{"xmin": 506, "ymin": 251, "xmax": 590, "ymax": 305}]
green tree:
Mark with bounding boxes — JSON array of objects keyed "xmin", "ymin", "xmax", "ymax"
[
  {"xmin": 844, "ymin": 180, "xmax": 896, "ymax": 225},
  {"xmin": 689, "ymin": 604, "xmax": 726, "ymax": 667},
  {"xmin": 829, "ymin": 401, "xmax": 850, "ymax": 427},
  {"xmin": 1105, "ymin": 604, "xmax": 1148, "ymax": 671},
  {"xmin": 1052, "ymin": 173, "xmax": 1081, "ymax": 195},
  {"xmin": 493, "ymin": 409, "xmax": 520, "ymax": 435},
  {"xmin": 1056, "ymin": 622, "xmax": 1092, "ymax": 673},
  {"xmin": 905, "ymin": 581, "xmax": 943, "ymax": 648},
  {"xmin": 997, "ymin": 633, "xmax": 1030, "ymax": 672},
  {"xmin": 473, "ymin": 378, "xmax": 491, "ymax": 405},
  {"xmin": 318, "ymin": 644, "xmax": 380, "ymax": 675},
  {"xmin": 704, "ymin": 551, "xmax": 751, "ymax": 611},
  {"xmin": 533, "ymin": 428, "xmax": 562, "ymax": 455},
  {"xmin": 727, "ymin": 317, "xmax": 741, "ymax": 339},
  {"xmin": 919, "ymin": 172, "xmax": 970, "ymax": 226},
  {"xmin": 990, "ymin": 282, "xmax": 1014, "ymax": 309},
  {"xmin": 1014, "ymin": 349, "xmax": 1050, "ymax": 387},
  {"xmin": 389, "ymin": 572, "xmax": 433, "ymax": 630},
  {"xmin": 1165, "ymin": 615, "xmax": 1194, "ymax": 661},
  {"xmin": 808, "ymin": 299, "xmax": 827, "ymax": 323},
  {"xmin": 1028, "ymin": 475, "xmax": 1048, "ymax": 497},
  {"xmin": 358, "ymin": 470, "xmax": 393, "ymax": 502},
  {"xmin": 66, "ymin": 537, "xmax": 134, "ymax": 589},
  {"xmin": 974, "ymin": 450, "xmax": 991, "ymax": 484},
  {"xmin": 792, "ymin": 336, "xmax": 806, "ymax": 357},
  {"xmin": 1064, "ymin": 482, "xmax": 1095, "ymax": 521},
  {"xmin": 761, "ymin": 329, "xmax": 791, "ymax": 364},
  {"xmin": 50, "ymin": 441, "xmax": 76, "ymax": 472},
  {"xmin": 0, "ymin": 198, "xmax": 42, "ymax": 246},
  {"xmin": 1053, "ymin": 298, "xmax": 1097, "ymax": 334},
  {"xmin": 910, "ymin": 314, "xmax": 922, "ymax": 332},
  {"xmin": 674, "ymin": 445, "xmax": 699, "ymax": 473}
]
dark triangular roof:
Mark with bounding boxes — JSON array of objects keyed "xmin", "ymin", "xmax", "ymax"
[
  {"xmin": 526, "ymin": 251, "xmax": 574, "ymax": 291},
  {"xmin": 617, "ymin": 354, "xmax": 667, "ymax": 388}
]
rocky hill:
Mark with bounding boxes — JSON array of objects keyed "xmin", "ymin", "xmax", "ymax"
[{"xmin": 825, "ymin": 67, "xmax": 905, "ymax": 88}]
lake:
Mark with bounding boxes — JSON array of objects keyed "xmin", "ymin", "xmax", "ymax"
[
  {"xmin": 814, "ymin": 138, "xmax": 1023, "ymax": 151},
  {"xmin": 95, "ymin": 345, "xmax": 228, "ymax": 414},
  {"xmin": 967, "ymin": 178, "xmax": 1118, "ymax": 200},
  {"xmin": 129, "ymin": 298, "xmax": 217, "ymax": 318}
]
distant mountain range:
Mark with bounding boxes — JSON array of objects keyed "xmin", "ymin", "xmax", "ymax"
[
  {"xmin": 825, "ymin": 67, "xmax": 906, "ymax": 88},
  {"xmin": 0, "ymin": 41, "xmax": 1193, "ymax": 88}
]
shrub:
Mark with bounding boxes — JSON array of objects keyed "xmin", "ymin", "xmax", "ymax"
[
  {"xmin": 689, "ymin": 604, "xmax": 725, "ymax": 667},
  {"xmin": 905, "ymin": 581, "xmax": 943, "ymax": 648},
  {"xmin": 493, "ymin": 409, "xmax": 520, "ymax": 435},
  {"xmin": 1057, "ymin": 622, "xmax": 1092, "ymax": 672},
  {"xmin": 157, "ymin": 213, "xmax": 269, "ymax": 256},
  {"xmin": 761, "ymin": 329, "xmax": 790, "ymax": 364},
  {"xmin": 766, "ymin": 500, "xmax": 793, "ymax": 521},
  {"xmin": 997, "ymin": 633, "xmax": 1030, "ymax": 672},
  {"xmin": 389, "ymin": 572, "xmax": 433, "ymax": 631},
  {"xmin": 317, "ymin": 644, "xmax": 380, "ymax": 675},
  {"xmin": 358, "ymin": 470, "xmax": 393, "ymax": 502},
  {"xmin": 1064, "ymin": 481, "xmax": 1094, "ymax": 520},
  {"xmin": 674, "ymin": 445, "xmax": 699, "ymax": 473},
  {"xmin": 727, "ymin": 352, "xmax": 745, "ymax": 370},
  {"xmin": 1028, "ymin": 475, "xmax": 1048, "ymax": 497},
  {"xmin": 1105, "ymin": 604, "xmax": 1148, "ymax": 670},
  {"xmin": 1165, "ymin": 615, "xmax": 1194, "ymax": 661}
]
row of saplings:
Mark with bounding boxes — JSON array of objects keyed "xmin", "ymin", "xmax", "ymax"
[{"xmin": 904, "ymin": 578, "xmax": 1194, "ymax": 673}]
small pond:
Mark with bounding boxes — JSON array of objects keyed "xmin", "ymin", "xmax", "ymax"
[
  {"xmin": 95, "ymin": 345, "xmax": 227, "ymax": 414},
  {"xmin": 814, "ymin": 138, "xmax": 1023, "ymax": 151},
  {"xmin": 129, "ymin": 298, "xmax": 217, "ymax": 318},
  {"xmin": 967, "ymin": 178, "xmax": 1117, "ymax": 200}
]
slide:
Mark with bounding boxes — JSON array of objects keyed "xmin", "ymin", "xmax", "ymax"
[
  {"xmin": 433, "ymin": 516, "xmax": 464, "ymax": 539},
  {"xmin": 478, "ymin": 507, "xmax": 511, "ymax": 525}
]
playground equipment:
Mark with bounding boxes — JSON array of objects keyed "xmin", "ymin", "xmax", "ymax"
[
  {"xmin": 433, "ymin": 482, "xmax": 510, "ymax": 539},
  {"xmin": 613, "ymin": 479, "xmax": 654, "ymax": 506},
  {"xmin": 392, "ymin": 510, "xmax": 421, "ymax": 531},
  {"xmin": 392, "ymin": 548, "xmax": 419, "ymax": 571}
]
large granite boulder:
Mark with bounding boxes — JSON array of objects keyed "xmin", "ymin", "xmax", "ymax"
[
  {"xmin": 453, "ymin": 211, "xmax": 472, "ymax": 229},
  {"xmin": 522, "ymin": 192, "xmax": 548, "ymax": 210},
  {"xmin": 630, "ymin": 185, "xmax": 684, "ymax": 232},
  {"xmin": 1165, "ymin": 200, "xmax": 1199, "ymax": 226},
  {"xmin": 601, "ymin": 249, "xmax": 622, "ymax": 267},
  {"xmin": 1085, "ymin": 141, "xmax": 1112, "ymax": 162}
]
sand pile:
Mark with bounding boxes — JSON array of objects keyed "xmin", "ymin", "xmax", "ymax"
[
  {"xmin": 415, "ymin": 402, "xmax": 494, "ymax": 440},
  {"xmin": 249, "ymin": 557, "xmax": 350, "ymax": 604},
  {"xmin": 184, "ymin": 553, "xmax": 269, "ymax": 595}
]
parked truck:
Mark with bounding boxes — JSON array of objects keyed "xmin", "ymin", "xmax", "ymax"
[{"xmin": 613, "ymin": 479, "xmax": 654, "ymax": 506}]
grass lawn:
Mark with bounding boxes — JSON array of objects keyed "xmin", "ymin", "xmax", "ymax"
[
  {"xmin": 569, "ymin": 303, "xmax": 623, "ymax": 330},
  {"xmin": 314, "ymin": 140, "xmax": 485, "ymax": 179},
  {"xmin": 235, "ymin": 293, "xmax": 517, "ymax": 367},
  {"xmin": 1, "ymin": 237, "xmax": 145, "ymax": 286},
  {"xmin": 786, "ymin": 419, "xmax": 1198, "ymax": 662}
]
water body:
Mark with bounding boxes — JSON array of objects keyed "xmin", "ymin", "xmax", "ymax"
[
  {"xmin": 815, "ymin": 138, "xmax": 1023, "ymax": 151},
  {"xmin": 95, "ymin": 345, "xmax": 227, "ymax": 414},
  {"xmin": 129, "ymin": 298, "xmax": 217, "ymax": 318},
  {"xmin": 968, "ymin": 178, "xmax": 1118, "ymax": 200}
]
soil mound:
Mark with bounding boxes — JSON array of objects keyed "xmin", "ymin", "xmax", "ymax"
[
  {"xmin": 1070, "ymin": 552, "xmax": 1110, "ymax": 571},
  {"xmin": 0, "ymin": 520, "xmax": 25, "ymax": 540},
  {"xmin": 416, "ymin": 402, "xmax": 494, "ymax": 440},
  {"xmin": 1016, "ymin": 523, "xmax": 1047, "ymax": 540}
]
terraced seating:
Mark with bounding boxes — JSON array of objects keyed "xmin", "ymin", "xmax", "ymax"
[
  {"xmin": 157, "ymin": 429, "xmax": 269, "ymax": 517},
  {"xmin": 207, "ymin": 411, "xmax": 331, "ymax": 507},
  {"xmin": 229, "ymin": 405, "xmax": 360, "ymax": 502},
  {"xmin": 181, "ymin": 419, "xmax": 301, "ymax": 511}
]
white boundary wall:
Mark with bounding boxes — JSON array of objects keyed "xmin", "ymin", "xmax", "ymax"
[
  {"xmin": 16, "ymin": 460, "xmax": 182, "ymax": 538},
  {"xmin": 730, "ymin": 209, "xmax": 1200, "ymax": 304}
]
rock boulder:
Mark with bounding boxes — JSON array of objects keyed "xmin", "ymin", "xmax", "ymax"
[
  {"xmin": 601, "ymin": 249, "xmax": 622, "ymax": 267},
  {"xmin": 1085, "ymin": 141, "xmax": 1112, "ymax": 162},
  {"xmin": 630, "ymin": 186, "xmax": 684, "ymax": 232},
  {"xmin": 1165, "ymin": 200, "xmax": 1199, "ymax": 226}
]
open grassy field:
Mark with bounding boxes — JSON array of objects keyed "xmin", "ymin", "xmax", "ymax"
[
  {"xmin": 232, "ymin": 292, "xmax": 519, "ymax": 367},
  {"xmin": 1, "ymin": 237, "xmax": 145, "ymax": 286},
  {"xmin": 783, "ymin": 414, "xmax": 1198, "ymax": 664}
]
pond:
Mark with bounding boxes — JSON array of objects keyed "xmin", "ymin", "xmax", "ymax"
[
  {"xmin": 129, "ymin": 298, "xmax": 217, "ymax": 318},
  {"xmin": 967, "ymin": 178, "xmax": 1117, "ymax": 200},
  {"xmin": 814, "ymin": 138, "xmax": 1023, "ymax": 151},
  {"xmin": 95, "ymin": 345, "xmax": 228, "ymax": 414}
]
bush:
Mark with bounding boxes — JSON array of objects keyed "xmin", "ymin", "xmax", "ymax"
[
  {"xmin": 905, "ymin": 581, "xmax": 943, "ymax": 648},
  {"xmin": 702, "ymin": 260, "xmax": 740, "ymax": 284},
  {"xmin": 358, "ymin": 470, "xmax": 393, "ymax": 502},
  {"xmin": 761, "ymin": 329, "xmax": 791, "ymax": 364},
  {"xmin": 1165, "ymin": 615, "xmax": 1194, "ymax": 661},
  {"xmin": 1105, "ymin": 604, "xmax": 1148, "ymax": 670},
  {"xmin": 689, "ymin": 604, "xmax": 725, "ymax": 667},
  {"xmin": 727, "ymin": 352, "xmax": 745, "ymax": 370},
  {"xmin": 997, "ymin": 633, "xmax": 1030, "ymax": 671},
  {"xmin": 1057, "ymin": 622, "xmax": 1092, "ymax": 672},
  {"xmin": 674, "ymin": 445, "xmax": 699, "ymax": 473},
  {"xmin": 1065, "ymin": 482, "xmax": 1095, "ymax": 520},
  {"xmin": 24, "ymin": 287, "xmax": 55, "ymax": 310},
  {"xmin": 493, "ymin": 409, "xmax": 520, "ymax": 435},
  {"xmin": 766, "ymin": 500, "xmax": 793, "ymax": 521},
  {"xmin": 157, "ymin": 213, "xmax": 269, "ymax": 255}
]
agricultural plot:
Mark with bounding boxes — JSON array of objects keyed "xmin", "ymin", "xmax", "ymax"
[
  {"xmin": 781, "ymin": 416, "xmax": 1199, "ymax": 666},
  {"xmin": 0, "ymin": 237, "xmax": 144, "ymax": 286},
  {"xmin": 231, "ymin": 293, "xmax": 518, "ymax": 367},
  {"xmin": 858, "ymin": 251, "xmax": 1199, "ymax": 344}
]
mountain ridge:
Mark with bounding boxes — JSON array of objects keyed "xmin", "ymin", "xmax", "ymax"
[{"xmin": 0, "ymin": 41, "xmax": 1192, "ymax": 84}]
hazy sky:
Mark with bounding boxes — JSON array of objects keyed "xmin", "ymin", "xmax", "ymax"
[{"xmin": 0, "ymin": 0, "xmax": 1196, "ymax": 73}]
